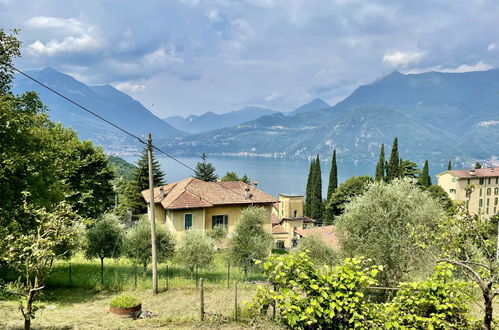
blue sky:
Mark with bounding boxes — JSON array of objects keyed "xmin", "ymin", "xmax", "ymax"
[{"xmin": 1, "ymin": 0, "xmax": 499, "ymax": 117}]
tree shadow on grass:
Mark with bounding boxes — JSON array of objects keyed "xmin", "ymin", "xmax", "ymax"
[{"xmin": 38, "ymin": 288, "xmax": 115, "ymax": 305}]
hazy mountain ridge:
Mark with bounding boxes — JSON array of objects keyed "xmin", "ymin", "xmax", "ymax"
[
  {"xmin": 163, "ymin": 106, "xmax": 279, "ymax": 134},
  {"xmin": 13, "ymin": 68, "xmax": 186, "ymax": 153},
  {"xmin": 160, "ymin": 69, "xmax": 499, "ymax": 164}
]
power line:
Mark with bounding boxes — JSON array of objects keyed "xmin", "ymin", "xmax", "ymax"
[{"xmin": 7, "ymin": 64, "xmax": 196, "ymax": 173}]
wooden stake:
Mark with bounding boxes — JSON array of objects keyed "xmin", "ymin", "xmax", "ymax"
[
  {"xmin": 234, "ymin": 281, "xmax": 238, "ymax": 322},
  {"xmin": 199, "ymin": 278, "xmax": 204, "ymax": 321}
]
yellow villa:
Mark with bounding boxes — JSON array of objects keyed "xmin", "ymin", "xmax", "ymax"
[
  {"xmin": 436, "ymin": 167, "xmax": 499, "ymax": 217},
  {"xmin": 141, "ymin": 177, "xmax": 277, "ymax": 239},
  {"xmin": 271, "ymin": 193, "xmax": 317, "ymax": 249}
]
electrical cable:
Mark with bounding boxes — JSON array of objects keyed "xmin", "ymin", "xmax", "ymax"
[{"xmin": 7, "ymin": 64, "xmax": 197, "ymax": 173}]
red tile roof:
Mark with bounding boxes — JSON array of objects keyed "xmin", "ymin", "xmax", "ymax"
[
  {"xmin": 439, "ymin": 167, "xmax": 499, "ymax": 179},
  {"xmin": 142, "ymin": 177, "xmax": 278, "ymax": 210},
  {"xmin": 272, "ymin": 223, "xmax": 287, "ymax": 234},
  {"xmin": 294, "ymin": 225, "xmax": 340, "ymax": 251}
]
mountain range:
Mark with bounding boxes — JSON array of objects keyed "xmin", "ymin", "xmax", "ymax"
[
  {"xmin": 163, "ymin": 106, "xmax": 279, "ymax": 134},
  {"xmin": 159, "ymin": 69, "xmax": 499, "ymax": 165},
  {"xmin": 13, "ymin": 68, "xmax": 185, "ymax": 153},
  {"xmin": 163, "ymin": 98, "xmax": 330, "ymax": 134},
  {"xmin": 12, "ymin": 67, "xmax": 499, "ymax": 165}
]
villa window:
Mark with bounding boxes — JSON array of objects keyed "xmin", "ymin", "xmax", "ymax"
[
  {"xmin": 480, "ymin": 188, "xmax": 482, "ymax": 196},
  {"xmin": 480, "ymin": 178, "xmax": 484, "ymax": 185},
  {"xmin": 495, "ymin": 198, "xmax": 498, "ymax": 205},
  {"xmin": 479, "ymin": 199, "xmax": 483, "ymax": 207},
  {"xmin": 294, "ymin": 209, "xmax": 297, "ymax": 217},
  {"xmin": 212, "ymin": 215, "xmax": 228, "ymax": 229},
  {"xmin": 467, "ymin": 179, "xmax": 471, "ymax": 184},
  {"xmin": 486, "ymin": 207, "xmax": 489, "ymax": 215},
  {"xmin": 184, "ymin": 214, "xmax": 193, "ymax": 230},
  {"xmin": 487, "ymin": 188, "xmax": 491, "ymax": 196},
  {"xmin": 495, "ymin": 188, "xmax": 499, "ymax": 195},
  {"xmin": 496, "ymin": 178, "xmax": 498, "ymax": 184},
  {"xmin": 449, "ymin": 189, "xmax": 456, "ymax": 194},
  {"xmin": 487, "ymin": 198, "xmax": 490, "ymax": 206}
]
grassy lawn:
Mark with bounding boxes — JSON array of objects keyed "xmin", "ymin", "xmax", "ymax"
[
  {"xmin": 1, "ymin": 252, "xmax": 281, "ymax": 329},
  {"xmin": 38, "ymin": 253, "xmax": 265, "ymax": 291},
  {"xmin": 1, "ymin": 287, "xmax": 283, "ymax": 329}
]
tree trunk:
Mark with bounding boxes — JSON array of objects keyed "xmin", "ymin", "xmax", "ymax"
[
  {"xmin": 24, "ymin": 318, "xmax": 30, "ymax": 330},
  {"xmin": 483, "ymin": 289, "xmax": 493, "ymax": 330},
  {"xmin": 143, "ymin": 263, "xmax": 147, "ymax": 275},
  {"xmin": 244, "ymin": 267, "xmax": 248, "ymax": 282},
  {"xmin": 100, "ymin": 257, "xmax": 104, "ymax": 286}
]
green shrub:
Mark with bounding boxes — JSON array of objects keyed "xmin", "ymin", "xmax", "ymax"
[
  {"xmin": 110, "ymin": 294, "xmax": 141, "ymax": 309},
  {"xmin": 252, "ymin": 252, "xmax": 382, "ymax": 328},
  {"xmin": 383, "ymin": 263, "xmax": 473, "ymax": 329}
]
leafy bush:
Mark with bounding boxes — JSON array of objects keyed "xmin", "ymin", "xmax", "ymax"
[
  {"xmin": 383, "ymin": 263, "xmax": 473, "ymax": 329},
  {"xmin": 294, "ymin": 234, "xmax": 337, "ymax": 265},
  {"xmin": 252, "ymin": 252, "xmax": 382, "ymax": 329},
  {"xmin": 110, "ymin": 294, "xmax": 141, "ymax": 309}
]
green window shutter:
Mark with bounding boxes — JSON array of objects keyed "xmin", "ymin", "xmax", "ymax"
[{"xmin": 184, "ymin": 214, "xmax": 193, "ymax": 230}]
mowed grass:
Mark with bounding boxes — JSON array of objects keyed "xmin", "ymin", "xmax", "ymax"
[
  {"xmin": 0, "ymin": 287, "xmax": 283, "ymax": 329},
  {"xmin": 0, "ymin": 253, "xmax": 280, "ymax": 329},
  {"xmin": 42, "ymin": 252, "xmax": 266, "ymax": 291}
]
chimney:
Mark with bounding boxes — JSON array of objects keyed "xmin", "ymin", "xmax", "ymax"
[
  {"xmin": 244, "ymin": 187, "xmax": 251, "ymax": 199},
  {"xmin": 491, "ymin": 168, "xmax": 495, "ymax": 172},
  {"xmin": 469, "ymin": 169, "xmax": 476, "ymax": 176},
  {"xmin": 253, "ymin": 181, "xmax": 258, "ymax": 189},
  {"xmin": 159, "ymin": 186, "xmax": 165, "ymax": 200}
]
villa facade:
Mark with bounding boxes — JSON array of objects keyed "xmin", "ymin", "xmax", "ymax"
[{"xmin": 437, "ymin": 167, "xmax": 499, "ymax": 217}]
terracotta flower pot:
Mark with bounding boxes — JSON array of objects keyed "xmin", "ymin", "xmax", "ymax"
[{"xmin": 110, "ymin": 304, "xmax": 142, "ymax": 317}]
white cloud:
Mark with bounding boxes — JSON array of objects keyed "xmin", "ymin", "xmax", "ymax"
[
  {"xmin": 28, "ymin": 35, "xmax": 105, "ymax": 55},
  {"xmin": 207, "ymin": 9, "xmax": 220, "ymax": 21},
  {"xmin": 265, "ymin": 92, "xmax": 281, "ymax": 102},
  {"xmin": 27, "ymin": 16, "xmax": 83, "ymax": 32},
  {"xmin": 488, "ymin": 43, "xmax": 496, "ymax": 51},
  {"xmin": 406, "ymin": 61, "xmax": 493, "ymax": 74},
  {"xmin": 105, "ymin": 46, "xmax": 183, "ymax": 78},
  {"xmin": 26, "ymin": 16, "xmax": 105, "ymax": 56},
  {"xmin": 383, "ymin": 50, "xmax": 426, "ymax": 68},
  {"xmin": 114, "ymin": 82, "xmax": 147, "ymax": 93},
  {"xmin": 439, "ymin": 61, "xmax": 492, "ymax": 73}
]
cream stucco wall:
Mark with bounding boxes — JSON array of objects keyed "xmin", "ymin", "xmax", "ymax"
[
  {"xmin": 279, "ymin": 195, "xmax": 304, "ymax": 218},
  {"xmin": 437, "ymin": 173, "xmax": 499, "ymax": 218},
  {"xmin": 150, "ymin": 203, "xmax": 273, "ymax": 240}
]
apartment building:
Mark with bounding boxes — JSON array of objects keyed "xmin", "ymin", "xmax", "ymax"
[{"xmin": 436, "ymin": 167, "xmax": 499, "ymax": 217}]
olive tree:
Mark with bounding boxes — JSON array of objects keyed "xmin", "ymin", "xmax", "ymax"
[
  {"xmin": 413, "ymin": 207, "xmax": 499, "ymax": 330},
  {"xmin": 175, "ymin": 230, "xmax": 215, "ymax": 281},
  {"xmin": 336, "ymin": 179, "xmax": 444, "ymax": 287},
  {"xmin": 123, "ymin": 216, "xmax": 175, "ymax": 272},
  {"xmin": 2, "ymin": 201, "xmax": 81, "ymax": 330},
  {"xmin": 85, "ymin": 213, "xmax": 124, "ymax": 285},
  {"xmin": 295, "ymin": 234, "xmax": 338, "ymax": 266},
  {"xmin": 228, "ymin": 206, "xmax": 273, "ymax": 280}
]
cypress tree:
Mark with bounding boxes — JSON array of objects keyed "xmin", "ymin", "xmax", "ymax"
[
  {"xmin": 419, "ymin": 160, "xmax": 431, "ymax": 187},
  {"xmin": 447, "ymin": 160, "xmax": 452, "ymax": 171},
  {"xmin": 386, "ymin": 137, "xmax": 399, "ymax": 182},
  {"xmin": 327, "ymin": 150, "xmax": 338, "ymax": 201},
  {"xmin": 194, "ymin": 153, "xmax": 218, "ymax": 182},
  {"xmin": 475, "ymin": 162, "xmax": 482, "ymax": 169},
  {"xmin": 304, "ymin": 158, "xmax": 315, "ymax": 217},
  {"xmin": 311, "ymin": 154, "xmax": 324, "ymax": 220},
  {"xmin": 398, "ymin": 158, "xmax": 404, "ymax": 179},
  {"xmin": 375, "ymin": 144, "xmax": 385, "ymax": 181}
]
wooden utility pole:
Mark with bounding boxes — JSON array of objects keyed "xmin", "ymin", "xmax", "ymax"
[
  {"xmin": 147, "ymin": 133, "xmax": 158, "ymax": 294},
  {"xmin": 199, "ymin": 278, "xmax": 205, "ymax": 321}
]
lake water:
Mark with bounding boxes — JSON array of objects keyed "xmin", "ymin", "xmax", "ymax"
[{"xmin": 122, "ymin": 155, "xmax": 447, "ymax": 198}]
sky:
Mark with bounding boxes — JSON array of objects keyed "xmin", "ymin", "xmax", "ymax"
[{"xmin": 1, "ymin": 0, "xmax": 499, "ymax": 118}]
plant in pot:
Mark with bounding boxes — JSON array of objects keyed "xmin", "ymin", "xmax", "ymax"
[{"xmin": 109, "ymin": 294, "xmax": 142, "ymax": 317}]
